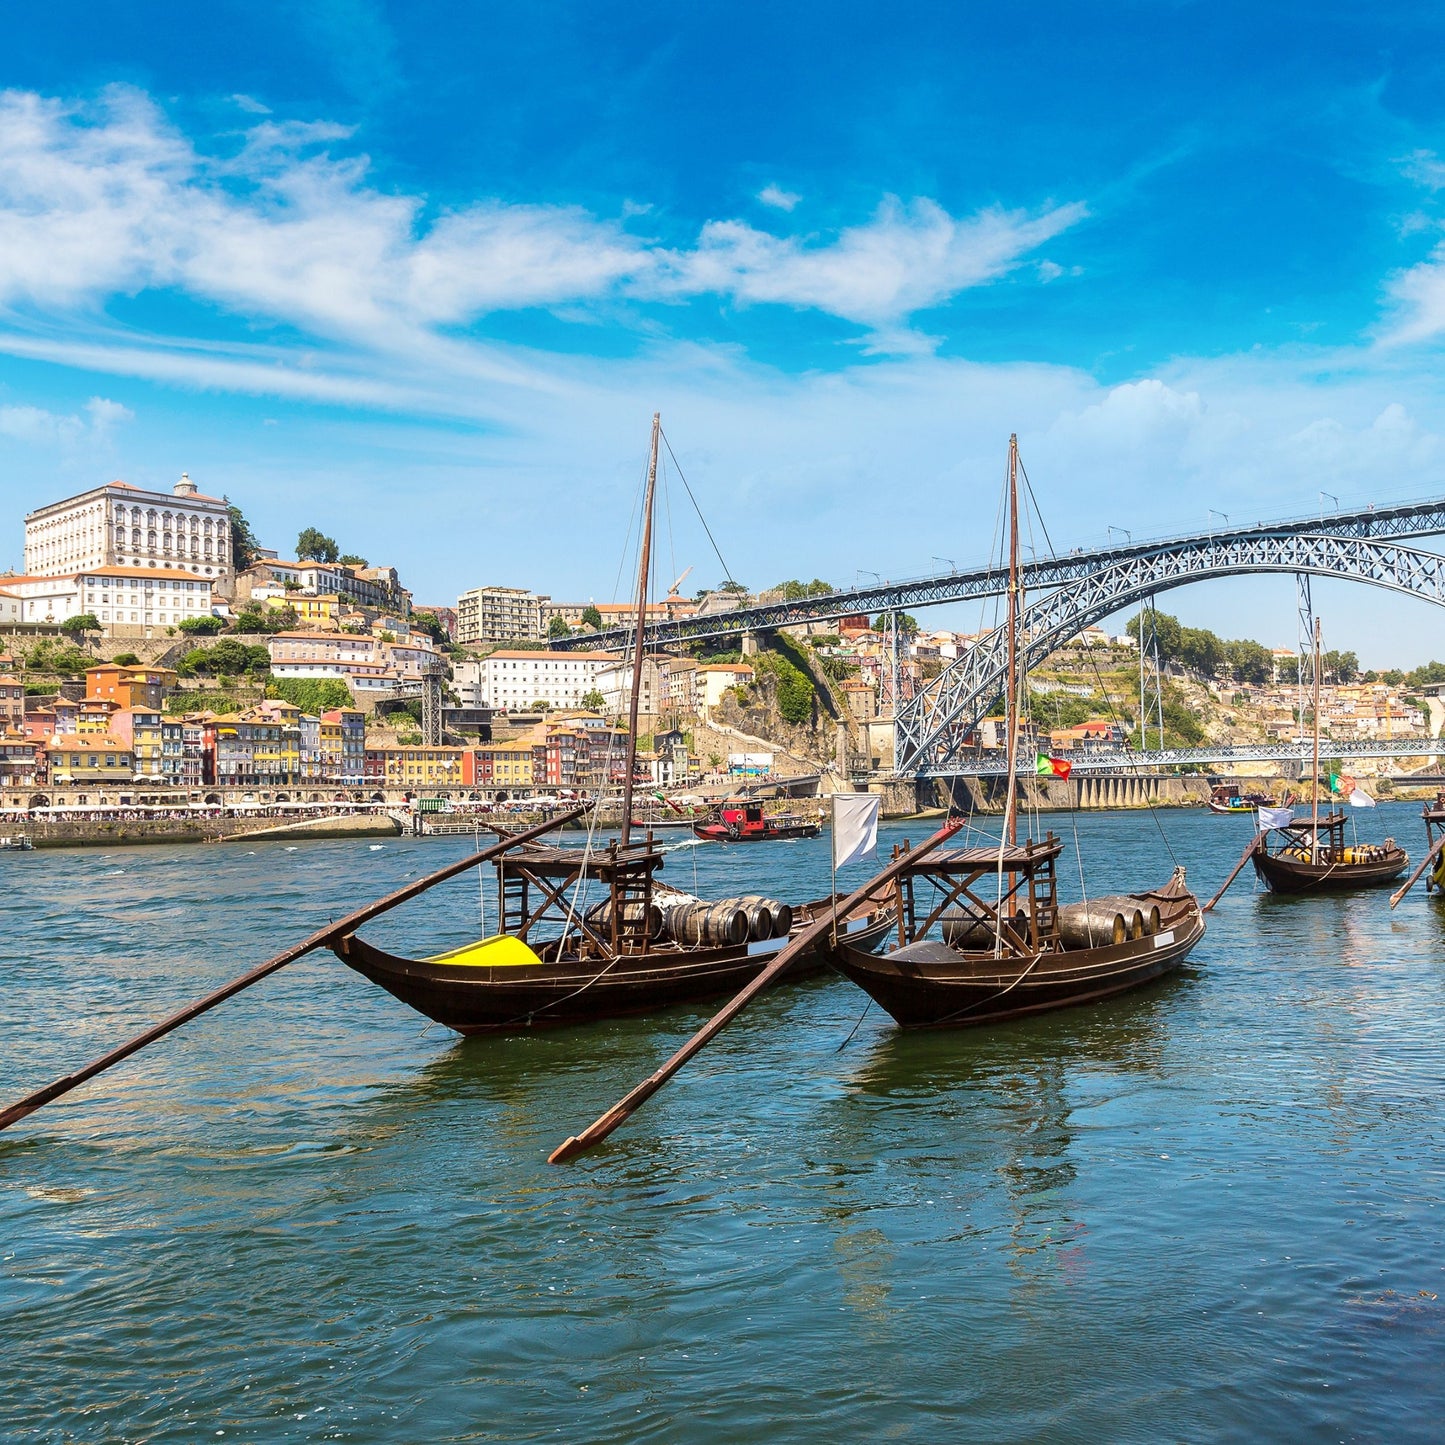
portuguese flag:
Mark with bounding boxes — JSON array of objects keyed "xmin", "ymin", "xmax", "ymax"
[{"xmin": 1036, "ymin": 754, "xmax": 1072, "ymax": 780}]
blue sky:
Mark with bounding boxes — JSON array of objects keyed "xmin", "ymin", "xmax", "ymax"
[{"xmin": 4, "ymin": 2, "xmax": 1445, "ymax": 660}]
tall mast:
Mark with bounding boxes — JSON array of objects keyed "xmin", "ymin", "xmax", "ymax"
[
  {"xmin": 619, "ymin": 412, "xmax": 660, "ymax": 848},
  {"xmin": 1003, "ymin": 433, "xmax": 1021, "ymax": 848},
  {"xmin": 1310, "ymin": 614, "xmax": 1322, "ymax": 863}
]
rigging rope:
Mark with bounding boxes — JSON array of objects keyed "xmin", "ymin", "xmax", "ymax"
[{"xmin": 1017, "ymin": 452, "xmax": 1179, "ymax": 868}]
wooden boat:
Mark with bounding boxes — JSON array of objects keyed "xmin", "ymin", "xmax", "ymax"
[
  {"xmin": 826, "ymin": 836, "xmax": 1204, "ymax": 1028},
  {"xmin": 333, "ymin": 835, "xmax": 897, "ymax": 1033},
  {"xmin": 330, "ymin": 414, "xmax": 888, "ymax": 1034},
  {"xmin": 0, "ymin": 833, "xmax": 34, "ymax": 851},
  {"xmin": 1207, "ymin": 784, "xmax": 1276, "ymax": 815},
  {"xmin": 827, "ymin": 435, "xmax": 1204, "ymax": 1031},
  {"xmin": 1251, "ymin": 812, "xmax": 1407, "ymax": 893},
  {"xmin": 693, "ymin": 800, "xmax": 822, "ymax": 842},
  {"xmin": 1250, "ymin": 617, "xmax": 1406, "ymax": 893}
]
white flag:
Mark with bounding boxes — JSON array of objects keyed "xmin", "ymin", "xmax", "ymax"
[
  {"xmin": 1347, "ymin": 787, "xmax": 1377, "ymax": 808},
  {"xmin": 832, "ymin": 793, "xmax": 881, "ymax": 871},
  {"xmin": 1257, "ymin": 805, "xmax": 1294, "ymax": 832}
]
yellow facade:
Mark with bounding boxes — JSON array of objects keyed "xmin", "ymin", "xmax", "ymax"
[
  {"xmin": 266, "ymin": 593, "xmax": 342, "ymax": 628},
  {"xmin": 376, "ymin": 745, "xmax": 466, "ymax": 787}
]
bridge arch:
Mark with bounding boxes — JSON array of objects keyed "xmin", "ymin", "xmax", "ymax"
[{"xmin": 896, "ymin": 536, "xmax": 1445, "ymax": 773}]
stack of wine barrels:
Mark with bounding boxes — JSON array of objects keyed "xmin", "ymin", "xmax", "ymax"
[
  {"xmin": 657, "ymin": 894, "xmax": 794, "ymax": 946},
  {"xmin": 1055, "ymin": 896, "xmax": 1160, "ymax": 949}
]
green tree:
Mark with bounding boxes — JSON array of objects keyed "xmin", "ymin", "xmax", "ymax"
[
  {"xmin": 1323, "ymin": 649, "xmax": 1359, "ymax": 683},
  {"xmin": 296, "ymin": 527, "xmax": 340, "ymax": 563},
  {"xmin": 1126, "ymin": 610, "xmax": 1184, "ymax": 661},
  {"xmin": 338, "ymin": 553, "xmax": 368, "ymax": 568},
  {"xmin": 178, "ymin": 614, "xmax": 224, "ymax": 635},
  {"xmin": 581, "ymin": 688, "xmax": 606, "ymax": 710},
  {"xmin": 412, "ymin": 611, "xmax": 448, "ymax": 645},
  {"xmin": 112, "ymin": 651, "xmax": 140, "ymax": 667},
  {"xmin": 548, "ymin": 615, "xmax": 571, "ymax": 639},
  {"xmin": 580, "ymin": 604, "xmax": 603, "ymax": 630},
  {"xmin": 719, "ymin": 579, "xmax": 749, "ymax": 595},
  {"xmin": 226, "ymin": 500, "xmax": 261, "ymax": 571},
  {"xmin": 267, "ymin": 678, "xmax": 353, "ymax": 713},
  {"xmin": 60, "ymin": 614, "xmax": 101, "ymax": 643},
  {"xmin": 1176, "ymin": 625, "xmax": 1225, "ymax": 676},
  {"xmin": 1225, "ymin": 638, "xmax": 1272, "ymax": 685}
]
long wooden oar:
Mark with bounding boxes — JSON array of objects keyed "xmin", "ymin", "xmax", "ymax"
[
  {"xmin": 548, "ymin": 817, "xmax": 964, "ymax": 1164},
  {"xmin": 1390, "ymin": 832, "xmax": 1445, "ymax": 909},
  {"xmin": 0, "ymin": 808, "xmax": 583, "ymax": 1135},
  {"xmin": 1203, "ymin": 832, "xmax": 1264, "ymax": 912}
]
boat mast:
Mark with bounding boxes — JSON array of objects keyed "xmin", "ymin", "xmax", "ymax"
[
  {"xmin": 1310, "ymin": 614, "xmax": 1322, "ymax": 863},
  {"xmin": 1003, "ymin": 433, "xmax": 1021, "ymax": 848},
  {"xmin": 619, "ymin": 412, "xmax": 660, "ymax": 849}
]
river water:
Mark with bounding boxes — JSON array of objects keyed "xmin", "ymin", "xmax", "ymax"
[{"xmin": 2, "ymin": 806, "xmax": 1443, "ymax": 1442}]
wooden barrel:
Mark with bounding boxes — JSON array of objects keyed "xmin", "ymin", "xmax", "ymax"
[
  {"xmin": 664, "ymin": 900, "xmax": 749, "ymax": 947},
  {"xmin": 734, "ymin": 895, "xmax": 792, "ymax": 939},
  {"xmin": 1056, "ymin": 901, "xmax": 1127, "ymax": 949},
  {"xmin": 587, "ymin": 900, "xmax": 664, "ymax": 940},
  {"xmin": 942, "ymin": 909, "xmax": 1028, "ymax": 949}
]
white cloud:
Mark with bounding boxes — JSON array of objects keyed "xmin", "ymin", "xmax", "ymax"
[
  {"xmin": 0, "ymin": 87, "xmax": 1085, "ymax": 355},
  {"xmin": 231, "ymin": 94, "xmax": 272, "ymax": 115},
  {"xmin": 658, "ymin": 198, "xmax": 1086, "ymax": 337},
  {"xmin": 0, "ymin": 393, "xmax": 132, "ymax": 446},
  {"xmin": 757, "ymin": 184, "xmax": 800, "ymax": 211}
]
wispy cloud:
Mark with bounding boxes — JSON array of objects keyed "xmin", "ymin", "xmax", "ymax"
[
  {"xmin": 757, "ymin": 184, "xmax": 800, "ymax": 211},
  {"xmin": 0, "ymin": 86, "xmax": 1087, "ymax": 369}
]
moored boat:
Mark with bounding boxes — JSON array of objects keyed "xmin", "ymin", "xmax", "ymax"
[
  {"xmin": 333, "ymin": 836, "xmax": 896, "ymax": 1033},
  {"xmin": 1249, "ymin": 618, "xmax": 1407, "ymax": 894},
  {"xmin": 330, "ymin": 413, "xmax": 887, "ymax": 1033},
  {"xmin": 826, "ymin": 836, "xmax": 1204, "ymax": 1028},
  {"xmin": 827, "ymin": 434, "xmax": 1205, "ymax": 1031},
  {"xmin": 1251, "ymin": 812, "xmax": 1407, "ymax": 893},
  {"xmin": 1207, "ymin": 783, "xmax": 1277, "ymax": 815}
]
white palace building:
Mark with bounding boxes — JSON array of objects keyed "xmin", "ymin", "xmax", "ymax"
[
  {"xmin": 4, "ymin": 475, "xmax": 234, "ymax": 637},
  {"xmin": 24, "ymin": 474, "xmax": 234, "ymax": 591}
]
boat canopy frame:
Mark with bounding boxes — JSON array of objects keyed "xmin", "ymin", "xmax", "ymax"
[{"xmin": 891, "ymin": 834, "xmax": 1064, "ymax": 957}]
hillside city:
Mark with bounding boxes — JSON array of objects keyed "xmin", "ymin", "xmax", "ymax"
[{"xmin": 2, "ymin": 472, "xmax": 1443, "ymax": 801}]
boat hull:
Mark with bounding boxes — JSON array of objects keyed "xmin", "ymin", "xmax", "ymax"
[
  {"xmin": 827, "ymin": 874, "xmax": 1205, "ymax": 1029},
  {"xmin": 692, "ymin": 821, "xmax": 821, "ymax": 842},
  {"xmin": 332, "ymin": 897, "xmax": 895, "ymax": 1034},
  {"xmin": 1251, "ymin": 846, "xmax": 1408, "ymax": 893}
]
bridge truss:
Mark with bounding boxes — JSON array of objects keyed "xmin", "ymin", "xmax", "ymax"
[
  {"xmin": 895, "ymin": 534, "xmax": 1445, "ymax": 775},
  {"xmin": 555, "ymin": 495, "xmax": 1445, "ymax": 651}
]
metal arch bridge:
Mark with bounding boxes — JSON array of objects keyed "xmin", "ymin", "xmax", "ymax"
[
  {"xmin": 552, "ymin": 494, "xmax": 1445, "ymax": 651},
  {"xmin": 895, "ymin": 533, "xmax": 1445, "ymax": 776},
  {"xmin": 927, "ymin": 739, "xmax": 1442, "ymax": 778}
]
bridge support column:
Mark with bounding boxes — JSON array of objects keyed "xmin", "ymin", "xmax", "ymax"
[{"xmin": 740, "ymin": 630, "xmax": 759, "ymax": 657}]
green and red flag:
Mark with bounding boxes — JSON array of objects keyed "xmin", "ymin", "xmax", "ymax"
[{"xmin": 1035, "ymin": 754, "xmax": 1072, "ymax": 780}]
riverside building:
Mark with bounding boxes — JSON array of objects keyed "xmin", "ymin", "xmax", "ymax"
[{"xmin": 24, "ymin": 475, "xmax": 234, "ymax": 595}]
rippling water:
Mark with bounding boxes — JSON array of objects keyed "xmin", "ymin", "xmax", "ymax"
[{"xmin": 3, "ymin": 807, "xmax": 1443, "ymax": 1442}]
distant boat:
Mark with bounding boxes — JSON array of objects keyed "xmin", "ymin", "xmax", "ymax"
[
  {"xmin": 1207, "ymin": 784, "xmax": 1277, "ymax": 815},
  {"xmin": 0, "ymin": 834, "xmax": 34, "ymax": 851},
  {"xmin": 1250, "ymin": 618, "xmax": 1407, "ymax": 893},
  {"xmin": 693, "ymin": 800, "xmax": 821, "ymax": 843}
]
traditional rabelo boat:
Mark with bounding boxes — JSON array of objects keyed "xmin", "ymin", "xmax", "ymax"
[
  {"xmin": 826, "ymin": 435, "xmax": 1205, "ymax": 1029},
  {"xmin": 692, "ymin": 798, "xmax": 822, "ymax": 843},
  {"xmin": 1250, "ymin": 619, "xmax": 1407, "ymax": 894},
  {"xmin": 328, "ymin": 414, "xmax": 894, "ymax": 1034}
]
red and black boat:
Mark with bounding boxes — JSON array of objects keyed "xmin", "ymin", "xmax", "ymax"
[{"xmin": 693, "ymin": 799, "xmax": 821, "ymax": 843}]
